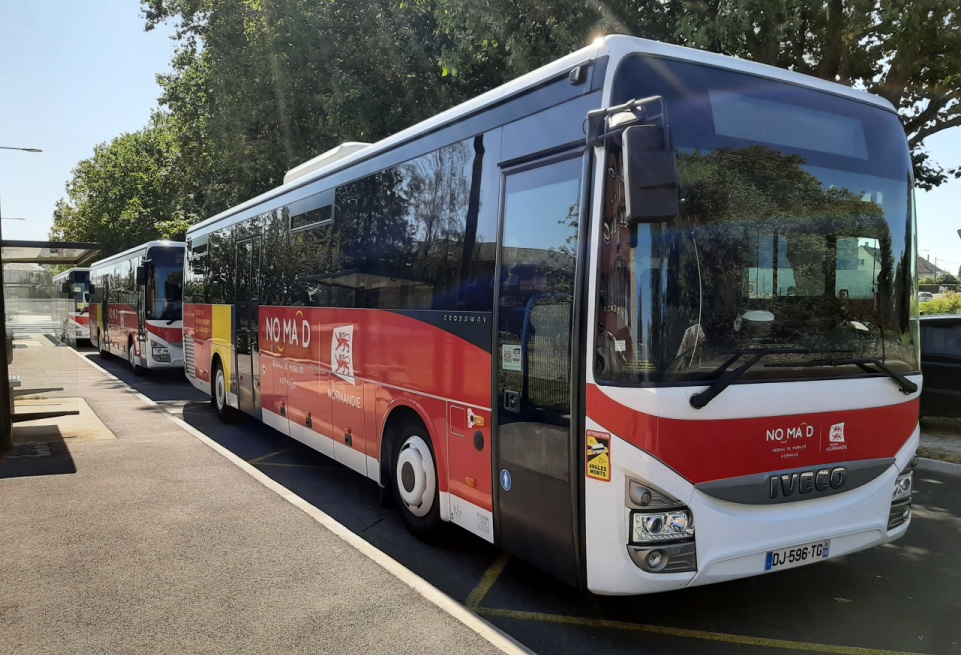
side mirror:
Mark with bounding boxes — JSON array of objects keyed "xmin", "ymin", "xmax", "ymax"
[
  {"xmin": 136, "ymin": 265, "xmax": 147, "ymax": 286},
  {"xmin": 88, "ymin": 282, "xmax": 96, "ymax": 294},
  {"xmin": 623, "ymin": 125, "xmax": 679, "ymax": 223}
]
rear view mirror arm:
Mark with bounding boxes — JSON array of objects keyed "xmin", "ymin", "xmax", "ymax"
[{"xmin": 586, "ymin": 96, "xmax": 667, "ymax": 148}]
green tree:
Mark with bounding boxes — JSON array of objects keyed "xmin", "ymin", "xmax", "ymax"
[
  {"xmin": 142, "ymin": 0, "xmax": 464, "ymax": 219},
  {"xmin": 433, "ymin": 0, "xmax": 961, "ymax": 189},
  {"xmin": 937, "ymin": 272, "xmax": 958, "ymax": 285},
  {"xmin": 50, "ymin": 113, "xmax": 198, "ymax": 257},
  {"xmin": 136, "ymin": 0, "xmax": 960, "ymax": 231}
]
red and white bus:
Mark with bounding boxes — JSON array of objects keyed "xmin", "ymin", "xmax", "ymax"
[
  {"xmin": 53, "ymin": 267, "xmax": 91, "ymax": 345},
  {"xmin": 183, "ymin": 36, "xmax": 919, "ymax": 594},
  {"xmin": 90, "ymin": 241, "xmax": 185, "ymax": 373}
]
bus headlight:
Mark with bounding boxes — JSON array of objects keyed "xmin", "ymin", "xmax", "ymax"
[
  {"xmin": 625, "ymin": 477, "xmax": 697, "ymax": 573},
  {"xmin": 888, "ymin": 470, "xmax": 913, "ymax": 530},
  {"xmin": 892, "ymin": 471, "xmax": 912, "ymax": 503},
  {"xmin": 631, "ymin": 510, "xmax": 695, "ymax": 544},
  {"xmin": 151, "ymin": 342, "xmax": 170, "ymax": 361}
]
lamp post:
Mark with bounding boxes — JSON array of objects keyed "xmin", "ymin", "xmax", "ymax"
[{"xmin": 0, "ymin": 146, "xmax": 42, "ymax": 456}]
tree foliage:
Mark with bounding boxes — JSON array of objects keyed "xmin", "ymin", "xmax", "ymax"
[
  {"xmin": 51, "ymin": 0, "xmax": 961, "ymax": 257},
  {"xmin": 433, "ymin": 0, "xmax": 961, "ymax": 189},
  {"xmin": 141, "ymin": 0, "xmax": 468, "ymax": 219},
  {"xmin": 50, "ymin": 113, "xmax": 197, "ymax": 257}
]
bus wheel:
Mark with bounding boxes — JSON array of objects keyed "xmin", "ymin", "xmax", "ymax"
[
  {"xmin": 211, "ymin": 359, "xmax": 232, "ymax": 422},
  {"xmin": 392, "ymin": 423, "xmax": 443, "ymax": 540},
  {"xmin": 128, "ymin": 343, "xmax": 144, "ymax": 375},
  {"xmin": 97, "ymin": 334, "xmax": 109, "ymax": 359}
]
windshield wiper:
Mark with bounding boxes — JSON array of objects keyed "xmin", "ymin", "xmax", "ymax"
[
  {"xmin": 690, "ymin": 347, "xmax": 819, "ymax": 409},
  {"xmin": 765, "ymin": 357, "xmax": 918, "ymax": 394}
]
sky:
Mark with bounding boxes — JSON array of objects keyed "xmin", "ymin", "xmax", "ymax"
[{"xmin": 2, "ymin": 2, "xmax": 960, "ymax": 277}]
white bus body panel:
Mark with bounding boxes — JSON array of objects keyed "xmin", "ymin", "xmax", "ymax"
[{"xmin": 580, "ymin": 378, "xmax": 920, "ymax": 594}]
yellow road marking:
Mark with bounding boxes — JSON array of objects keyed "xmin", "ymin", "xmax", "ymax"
[
  {"xmin": 247, "ymin": 447, "xmax": 295, "ymax": 464},
  {"xmin": 475, "ymin": 608, "xmax": 926, "ymax": 655},
  {"xmin": 465, "ymin": 552, "xmax": 511, "ymax": 608}
]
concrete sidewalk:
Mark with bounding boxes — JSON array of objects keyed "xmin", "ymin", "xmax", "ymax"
[{"xmin": 0, "ymin": 354, "xmax": 516, "ymax": 655}]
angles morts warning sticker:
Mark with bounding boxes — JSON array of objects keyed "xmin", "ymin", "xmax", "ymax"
[{"xmin": 586, "ymin": 430, "xmax": 611, "ymax": 482}]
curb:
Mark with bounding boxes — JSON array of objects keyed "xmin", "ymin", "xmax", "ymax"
[{"xmin": 916, "ymin": 456, "xmax": 961, "ymax": 476}]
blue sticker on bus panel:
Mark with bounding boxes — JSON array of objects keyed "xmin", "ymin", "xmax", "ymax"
[{"xmin": 500, "ymin": 469, "xmax": 512, "ymax": 491}]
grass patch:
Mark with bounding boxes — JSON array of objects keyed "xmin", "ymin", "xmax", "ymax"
[
  {"xmin": 917, "ymin": 446, "xmax": 961, "ymax": 465},
  {"xmin": 919, "ymin": 416, "xmax": 961, "ymax": 437}
]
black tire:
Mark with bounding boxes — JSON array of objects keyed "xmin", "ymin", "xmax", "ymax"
[
  {"xmin": 211, "ymin": 358, "xmax": 232, "ymax": 422},
  {"xmin": 391, "ymin": 421, "xmax": 444, "ymax": 540},
  {"xmin": 96, "ymin": 330, "xmax": 110, "ymax": 359}
]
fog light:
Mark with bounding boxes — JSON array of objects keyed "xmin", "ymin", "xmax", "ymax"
[
  {"xmin": 626, "ymin": 478, "xmax": 684, "ymax": 509},
  {"xmin": 647, "ymin": 550, "xmax": 665, "ymax": 570},
  {"xmin": 630, "ymin": 485, "xmax": 653, "ymax": 506},
  {"xmin": 627, "ymin": 542, "xmax": 697, "ymax": 574}
]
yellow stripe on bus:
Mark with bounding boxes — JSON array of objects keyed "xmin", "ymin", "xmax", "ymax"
[{"xmin": 211, "ymin": 304, "xmax": 233, "ymax": 389}]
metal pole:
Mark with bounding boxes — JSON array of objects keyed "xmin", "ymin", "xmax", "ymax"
[
  {"xmin": 0, "ymin": 146, "xmax": 42, "ymax": 456},
  {"xmin": 1, "ymin": 181, "xmax": 11, "ymax": 455}
]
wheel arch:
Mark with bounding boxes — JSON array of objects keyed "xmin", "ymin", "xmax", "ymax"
[
  {"xmin": 379, "ymin": 401, "xmax": 434, "ymax": 491},
  {"xmin": 210, "ymin": 351, "xmax": 226, "ymax": 398}
]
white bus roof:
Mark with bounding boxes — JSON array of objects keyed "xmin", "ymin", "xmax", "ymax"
[
  {"xmin": 51, "ymin": 267, "xmax": 91, "ymax": 281},
  {"xmin": 90, "ymin": 240, "xmax": 185, "ymax": 270},
  {"xmin": 187, "ymin": 34, "xmax": 896, "ymax": 237}
]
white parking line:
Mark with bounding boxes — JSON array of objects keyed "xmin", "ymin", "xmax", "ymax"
[{"xmin": 74, "ymin": 352, "xmax": 532, "ymax": 655}]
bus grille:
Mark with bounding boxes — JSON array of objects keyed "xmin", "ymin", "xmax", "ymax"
[{"xmin": 184, "ymin": 336, "xmax": 196, "ymax": 378}]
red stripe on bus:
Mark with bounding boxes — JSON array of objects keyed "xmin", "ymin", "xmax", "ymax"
[
  {"xmin": 586, "ymin": 383, "xmax": 917, "ymax": 484},
  {"xmin": 185, "ymin": 303, "xmax": 494, "ymax": 511},
  {"xmin": 145, "ymin": 323, "xmax": 183, "ymax": 344}
]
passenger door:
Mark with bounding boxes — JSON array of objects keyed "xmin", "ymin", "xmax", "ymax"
[
  {"xmin": 235, "ymin": 236, "xmax": 262, "ymax": 417},
  {"xmin": 493, "ymin": 153, "xmax": 584, "ymax": 586}
]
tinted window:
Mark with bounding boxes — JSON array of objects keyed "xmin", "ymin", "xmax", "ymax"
[
  {"xmin": 922, "ymin": 321, "xmax": 961, "ymax": 357},
  {"xmin": 207, "ymin": 232, "xmax": 232, "ymax": 304},
  {"xmin": 290, "ymin": 189, "xmax": 334, "ymax": 232},
  {"xmin": 331, "ymin": 136, "xmax": 492, "ymax": 311},
  {"xmin": 185, "ymin": 238, "xmax": 207, "ymax": 304},
  {"xmin": 596, "ymin": 56, "xmax": 918, "ymax": 386}
]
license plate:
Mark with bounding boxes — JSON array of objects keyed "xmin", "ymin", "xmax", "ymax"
[{"xmin": 765, "ymin": 540, "xmax": 830, "ymax": 571}]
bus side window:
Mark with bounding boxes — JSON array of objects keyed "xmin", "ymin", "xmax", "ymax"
[{"xmin": 186, "ymin": 239, "xmax": 208, "ymax": 304}]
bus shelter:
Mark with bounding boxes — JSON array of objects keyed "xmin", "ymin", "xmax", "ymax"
[{"xmin": 1, "ymin": 240, "xmax": 100, "ymax": 456}]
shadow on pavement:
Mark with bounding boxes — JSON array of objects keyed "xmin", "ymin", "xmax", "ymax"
[{"xmin": 0, "ymin": 427, "xmax": 76, "ymax": 479}]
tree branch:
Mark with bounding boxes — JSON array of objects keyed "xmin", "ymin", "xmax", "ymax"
[
  {"xmin": 903, "ymin": 92, "xmax": 959, "ymax": 136},
  {"xmin": 911, "ymin": 114, "xmax": 961, "ymax": 148}
]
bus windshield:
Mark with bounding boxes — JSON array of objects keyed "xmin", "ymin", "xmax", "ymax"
[
  {"xmin": 147, "ymin": 247, "xmax": 184, "ymax": 321},
  {"xmin": 596, "ymin": 56, "xmax": 918, "ymax": 386},
  {"xmin": 71, "ymin": 270, "xmax": 90, "ymax": 312}
]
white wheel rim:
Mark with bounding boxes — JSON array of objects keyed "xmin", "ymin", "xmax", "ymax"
[
  {"xmin": 215, "ymin": 369, "xmax": 226, "ymax": 410},
  {"xmin": 395, "ymin": 435, "xmax": 436, "ymax": 518}
]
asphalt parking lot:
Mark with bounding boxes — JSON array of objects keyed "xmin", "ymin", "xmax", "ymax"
[{"xmin": 81, "ymin": 347, "xmax": 961, "ymax": 655}]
